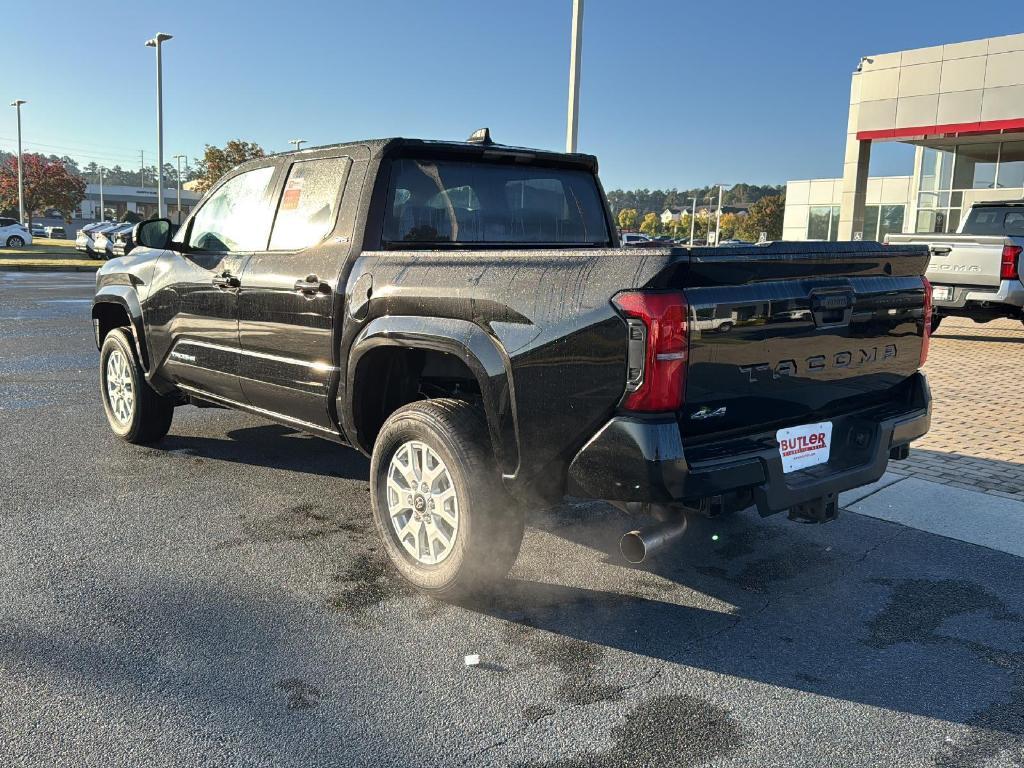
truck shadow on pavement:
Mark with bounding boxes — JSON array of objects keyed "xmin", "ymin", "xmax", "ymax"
[
  {"xmin": 460, "ymin": 503, "xmax": 1024, "ymax": 753},
  {"xmin": 933, "ymin": 333, "xmax": 1024, "ymax": 344},
  {"xmin": 156, "ymin": 423, "xmax": 371, "ymax": 481}
]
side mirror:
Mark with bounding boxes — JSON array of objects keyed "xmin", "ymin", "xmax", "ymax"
[{"xmin": 134, "ymin": 218, "xmax": 173, "ymax": 250}]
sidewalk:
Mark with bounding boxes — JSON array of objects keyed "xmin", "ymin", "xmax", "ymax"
[
  {"xmin": 886, "ymin": 317, "xmax": 1024, "ymax": 502},
  {"xmin": 843, "ymin": 472, "xmax": 1024, "ymax": 558}
]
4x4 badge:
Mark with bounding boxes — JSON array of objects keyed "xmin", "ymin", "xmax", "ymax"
[{"xmin": 690, "ymin": 405, "xmax": 727, "ymax": 420}]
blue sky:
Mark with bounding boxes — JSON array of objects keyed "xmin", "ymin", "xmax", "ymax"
[{"xmin": 1, "ymin": 1, "xmax": 1017, "ymax": 190}]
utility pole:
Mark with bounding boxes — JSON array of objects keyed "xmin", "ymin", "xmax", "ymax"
[
  {"xmin": 10, "ymin": 100, "xmax": 26, "ymax": 224},
  {"xmin": 715, "ymin": 184, "xmax": 724, "ymax": 247},
  {"xmin": 173, "ymin": 154, "xmax": 187, "ymax": 223},
  {"xmin": 288, "ymin": 139, "xmax": 306, "ymax": 152},
  {"xmin": 565, "ymin": 0, "xmax": 584, "ymax": 153},
  {"xmin": 688, "ymin": 197, "xmax": 697, "ymax": 245},
  {"xmin": 146, "ymin": 32, "xmax": 173, "ymax": 219},
  {"xmin": 139, "ymin": 150, "xmax": 145, "ymax": 188},
  {"xmin": 98, "ymin": 167, "xmax": 105, "ymax": 221}
]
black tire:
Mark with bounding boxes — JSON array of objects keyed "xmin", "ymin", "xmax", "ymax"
[
  {"xmin": 931, "ymin": 314, "xmax": 942, "ymax": 333},
  {"xmin": 370, "ymin": 398, "xmax": 524, "ymax": 598},
  {"xmin": 6, "ymin": 235, "xmax": 25, "ymax": 248},
  {"xmin": 99, "ymin": 328, "xmax": 174, "ymax": 443}
]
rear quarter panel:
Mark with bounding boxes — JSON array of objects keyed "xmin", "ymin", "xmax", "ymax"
[{"xmin": 341, "ymin": 248, "xmax": 676, "ymax": 489}]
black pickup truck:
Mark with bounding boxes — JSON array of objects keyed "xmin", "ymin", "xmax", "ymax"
[{"xmin": 92, "ymin": 132, "xmax": 932, "ymax": 596}]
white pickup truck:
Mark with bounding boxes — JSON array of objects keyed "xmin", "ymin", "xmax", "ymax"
[{"xmin": 886, "ymin": 201, "xmax": 1024, "ymax": 330}]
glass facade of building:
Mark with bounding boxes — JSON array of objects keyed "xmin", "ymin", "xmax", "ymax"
[
  {"xmin": 806, "ymin": 203, "xmax": 904, "ymax": 241},
  {"xmin": 916, "ymin": 141, "xmax": 1024, "ymax": 233}
]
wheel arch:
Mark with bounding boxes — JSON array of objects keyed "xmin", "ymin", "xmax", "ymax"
[
  {"xmin": 342, "ymin": 316, "xmax": 519, "ymax": 475},
  {"xmin": 92, "ymin": 288, "xmax": 149, "ymax": 371}
]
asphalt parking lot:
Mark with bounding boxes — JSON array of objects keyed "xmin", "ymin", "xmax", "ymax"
[{"xmin": 1, "ymin": 271, "xmax": 1023, "ymax": 767}]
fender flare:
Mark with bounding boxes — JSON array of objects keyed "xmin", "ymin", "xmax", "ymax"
[
  {"xmin": 91, "ymin": 287, "xmax": 149, "ymax": 371},
  {"xmin": 342, "ymin": 315, "xmax": 519, "ymax": 475}
]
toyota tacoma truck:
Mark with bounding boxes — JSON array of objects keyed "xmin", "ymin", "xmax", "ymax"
[
  {"xmin": 886, "ymin": 200, "xmax": 1024, "ymax": 330},
  {"xmin": 91, "ymin": 132, "xmax": 932, "ymax": 596}
]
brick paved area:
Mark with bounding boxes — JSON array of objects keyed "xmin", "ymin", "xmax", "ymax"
[{"xmin": 887, "ymin": 315, "xmax": 1024, "ymax": 500}]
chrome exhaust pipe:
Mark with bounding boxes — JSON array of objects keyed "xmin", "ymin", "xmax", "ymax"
[{"xmin": 620, "ymin": 516, "xmax": 688, "ymax": 564}]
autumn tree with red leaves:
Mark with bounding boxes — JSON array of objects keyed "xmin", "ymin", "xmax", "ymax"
[{"xmin": 0, "ymin": 153, "xmax": 86, "ymax": 225}]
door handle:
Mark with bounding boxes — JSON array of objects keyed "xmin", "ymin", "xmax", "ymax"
[
  {"xmin": 294, "ymin": 275, "xmax": 330, "ymax": 297},
  {"xmin": 212, "ymin": 272, "xmax": 240, "ymax": 289}
]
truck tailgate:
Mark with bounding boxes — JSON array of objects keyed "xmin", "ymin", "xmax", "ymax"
[
  {"xmin": 886, "ymin": 232, "xmax": 1006, "ymax": 288},
  {"xmin": 665, "ymin": 242, "xmax": 930, "ymax": 441}
]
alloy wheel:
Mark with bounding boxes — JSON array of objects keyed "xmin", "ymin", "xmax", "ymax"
[
  {"xmin": 386, "ymin": 440, "xmax": 460, "ymax": 565},
  {"xmin": 105, "ymin": 349, "xmax": 135, "ymax": 425}
]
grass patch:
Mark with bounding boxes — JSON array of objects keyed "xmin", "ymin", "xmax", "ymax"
[{"xmin": 0, "ymin": 238, "xmax": 80, "ymax": 256}]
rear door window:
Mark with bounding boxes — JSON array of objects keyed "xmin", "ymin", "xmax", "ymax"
[
  {"xmin": 383, "ymin": 158, "xmax": 610, "ymax": 246},
  {"xmin": 268, "ymin": 157, "xmax": 350, "ymax": 251}
]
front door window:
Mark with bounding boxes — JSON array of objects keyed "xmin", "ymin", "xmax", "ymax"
[{"xmin": 189, "ymin": 166, "xmax": 276, "ymax": 252}]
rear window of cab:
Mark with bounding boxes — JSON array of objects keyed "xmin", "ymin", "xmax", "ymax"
[{"xmin": 383, "ymin": 158, "xmax": 610, "ymax": 247}]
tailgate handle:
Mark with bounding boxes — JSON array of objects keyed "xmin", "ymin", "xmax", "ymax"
[
  {"xmin": 810, "ymin": 292, "xmax": 853, "ymax": 329},
  {"xmin": 929, "ymin": 245, "xmax": 952, "ymax": 255}
]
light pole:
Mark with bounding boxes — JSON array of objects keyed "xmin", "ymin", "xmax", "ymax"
[
  {"xmin": 687, "ymin": 196, "xmax": 697, "ymax": 245},
  {"xmin": 713, "ymin": 183, "xmax": 730, "ymax": 247},
  {"xmin": 565, "ymin": 0, "xmax": 584, "ymax": 153},
  {"xmin": 288, "ymin": 139, "xmax": 306, "ymax": 152},
  {"xmin": 173, "ymin": 154, "xmax": 187, "ymax": 223},
  {"xmin": 145, "ymin": 32, "xmax": 173, "ymax": 218},
  {"xmin": 98, "ymin": 167, "xmax": 105, "ymax": 221},
  {"xmin": 10, "ymin": 99, "xmax": 26, "ymax": 225}
]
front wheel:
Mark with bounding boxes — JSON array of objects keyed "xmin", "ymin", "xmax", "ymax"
[
  {"xmin": 370, "ymin": 399, "xmax": 524, "ymax": 598},
  {"xmin": 100, "ymin": 328, "xmax": 174, "ymax": 443},
  {"xmin": 6, "ymin": 235, "xmax": 25, "ymax": 248}
]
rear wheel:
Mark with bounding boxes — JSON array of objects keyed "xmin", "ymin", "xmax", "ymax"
[
  {"xmin": 930, "ymin": 314, "xmax": 942, "ymax": 333},
  {"xmin": 370, "ymin": 399, "xmax": 524, "ymax": 598},
  {"xmin": 6, "ymin": 235, "xmax": 24, "ymax": 248},
  {"xmin": 100, "ymin": 328, "xmax": 174, "ymax": 443}
]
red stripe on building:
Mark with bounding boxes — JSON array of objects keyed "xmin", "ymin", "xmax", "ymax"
[{"xmin": 857, "ymin": 117, "xmax": 1024, "ymax": 142}]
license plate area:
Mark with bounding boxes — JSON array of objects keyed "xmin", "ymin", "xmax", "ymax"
[
  {"xmin": 777, "ymin": 421, "xmax": 833, "ymax": 473},
  {"xmin": 932, "ymin": 285, "xmax": 953, "ymax": 301}
]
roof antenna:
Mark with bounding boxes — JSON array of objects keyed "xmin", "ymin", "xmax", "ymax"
[{"xmin": 466, "ymin": 127, "xmax": 494, "ymax": 145}]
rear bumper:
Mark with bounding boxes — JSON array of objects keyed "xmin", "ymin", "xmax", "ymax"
[
  {"xmin": 567, "ymin": 373, "xmax": 931, "ymax": 515},
  {"xmin": 933, "ymin": 279, "xmax": 1024, "ymax": 313}
]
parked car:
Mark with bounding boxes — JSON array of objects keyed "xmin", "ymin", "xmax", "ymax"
[
  {"xmin": 93, "ymin": 223, "xmax": 134, "ymax": 260},
  {"xmin": 28, "ymin": 222, "xmax": 46, "ymax": 237},
  {"xmin": 0, "ymin": 217, "xmax": 32, "ymax": 247},
  {"xmin": 45, "ymin": 225, "xmax": 66, "ymax": 239},
  {"xmin": 110, "ymin": 225, "xmax": 137, "ymax": 258},
  {"xmin": 620, "ymin": 232, "xmax": 652, "ymax": 246},
  {"xmin": 91, "ymin": 133, "xmax": 932, "ymax": 597},
  {"xmin": 76, "ymin": 222, "xmax": 118, "ymax": 257},
  {"xmin": 76, "ymin": 222, "xmax": 102, "ymax": 254},
  {"xmin": 886, "ymin": 200, "xmax": 1024, "ymax": 330}
]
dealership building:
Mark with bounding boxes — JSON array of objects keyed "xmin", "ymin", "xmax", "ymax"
[
  {"xmin": 77, "ymin": 183, "xmax": 201, "ymax": 223},
  {"xmin": 784, "ymin": 32, "xmax": 1024, "ymax": 241}
]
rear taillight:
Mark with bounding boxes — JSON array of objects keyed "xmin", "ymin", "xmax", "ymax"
[
  {"xmin": 920, "ymin": 276, "xmax": 933, "ymax": 366},
  {"xmin": 1000, "ymin": 244, "xmax": 1022, "ymax": 281},
  {"xmin": 612, "ymin": 291, "xmax": 689, "ymax": 412}
]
